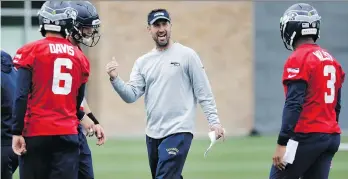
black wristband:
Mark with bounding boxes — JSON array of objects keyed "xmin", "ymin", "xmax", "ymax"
[
  {"xmin": 87, "ymin": 112, "xmax": 99, "ymax": 124},
  {"xmin": 77, "ymin": 110, "xmax": 85, "ymax": 121},
  {"xmin": 277, "ymin": 134, "xmax": 289, "ymax": 146}
]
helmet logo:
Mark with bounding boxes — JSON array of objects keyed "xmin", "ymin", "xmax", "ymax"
[
  {"xmin": 65, "ymin": 8, "xmax": 78, "ymax": 20},
  {"xmin": 288, "ymin": 12, "xmax": 297, "ymax": 21}
]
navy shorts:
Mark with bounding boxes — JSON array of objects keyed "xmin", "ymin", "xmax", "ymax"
[
  {"xmin": 1, "ymin": 145, "xmax": 19, "ymax": 179},
  {"xmin": 146, "ymin": 132, "xmax": 193, "ymax": 179},
  {"xmin": 269, "ymin": 133, "xmax": 340, "ymax": 179},
  {"xmin": 19, "ymin": 135, "xmax": 79, "ymax": 179},
  {"xmin": 78, "ymin": 128, "xmax": 94, "ymax": 179}
]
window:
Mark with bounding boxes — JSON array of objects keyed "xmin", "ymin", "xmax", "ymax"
[
  {"xmin": 1, "ymin": 0, "xmax": 48, "ymax": 48},
  {"xmin": 1, "ymin": 1, "xmax": 24, "ymax": 8},
  {"xmin": 1, "ymin": 1, "xmax": 45, "ymax": 26},
  {"xmin": 31, "ymin": 1, "xmax": 45, "ymax": 9},
  {"xmin": 1, "ymin": 16, "xmax": 24, "ymax": 26},
  {"xmin": 31, "ymin": 16, "xmax": 39, "ymax": 26}
]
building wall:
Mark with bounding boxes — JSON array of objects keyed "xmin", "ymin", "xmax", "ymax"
[{"xmin": 87, "ymin": 1, "xmax": 254, "ymax": 136}]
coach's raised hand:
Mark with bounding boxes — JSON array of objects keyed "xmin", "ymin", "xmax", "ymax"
[{"xmin": 106, "ymin": 57, "xmax": 119, "ymax": 79}]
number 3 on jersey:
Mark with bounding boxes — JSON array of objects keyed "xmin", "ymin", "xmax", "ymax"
[
  {"xmin": 324, "ymin": 65, "xmax": 336, "ymax": 104},
  {"xmin": 52, "ymin": 58, "xmax": 73, "ymax": 95}
]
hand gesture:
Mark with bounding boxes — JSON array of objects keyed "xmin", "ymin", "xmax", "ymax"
[{"xmin": 106, "ymin": 57, "xmax": 119, "ymax": 78}]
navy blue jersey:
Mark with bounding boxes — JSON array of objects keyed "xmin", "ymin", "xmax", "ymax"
[{"xmin": 1, "ymin": 50, "xmax": 17, "ymax": 145}]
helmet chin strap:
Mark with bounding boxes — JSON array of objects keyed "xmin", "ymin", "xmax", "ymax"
[{"xmin": 65, "ymin": 29, "xmax": 70, "ymax": 37}]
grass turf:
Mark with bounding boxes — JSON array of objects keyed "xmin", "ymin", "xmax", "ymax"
[{"xmin": 13, "ymin": 136, "xmax": 348, "ymax": 179}]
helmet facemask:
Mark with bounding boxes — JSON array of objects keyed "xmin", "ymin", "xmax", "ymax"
[{"xmin": 73, "ymin": 21, "xmax": 101, "ymax": 47}]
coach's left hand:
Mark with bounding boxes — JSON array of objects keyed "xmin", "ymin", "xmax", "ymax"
[
  {"xmin": 210, "ymin": 124, "xmax": 225, "ymax": 141},
  {"xmin": 94, "ymin": 124, "xmax": 106, "ymax": 146},
  {"xmin": 272, "ymin": 144, "xmax": 286, "ymax": 170}
]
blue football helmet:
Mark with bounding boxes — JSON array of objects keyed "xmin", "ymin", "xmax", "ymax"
[
  {"xmin": 280, "ymin": 3, "xmax": 321, "ymax": 51},
  {"xmin": 38, "ymin": 1, "xmax": 77, "ymax": 38},
  {"xmin": 69, "ymin": 1, "xmax": 101, "ymax": 47}
]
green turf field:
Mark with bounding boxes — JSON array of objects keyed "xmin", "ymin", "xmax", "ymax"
[{"xmin": 13, "ymin": 136, "xmax": 348, "ymax": 179}]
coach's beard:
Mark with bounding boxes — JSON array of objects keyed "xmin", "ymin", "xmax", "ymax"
[
  {"xmin": 156, "ymin": 40, "xmax": 168, "ymax": 48},
  {"xmin": 154, "ymin": 35, "xmax": 169, "ymax": 48}
]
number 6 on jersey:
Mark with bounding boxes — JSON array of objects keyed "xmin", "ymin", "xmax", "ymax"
[
  {"xmin": 324, "ymin": 65, "xmax": 336, "ymax": 104},
  {"xmin": 52, "ymin": 58, "xmax": 73, "ymax": 95}
]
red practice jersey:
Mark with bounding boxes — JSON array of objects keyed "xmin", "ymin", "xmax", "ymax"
[
  {"xmin": 282, "ymin": 44, "xmax": 345, "ymax": 134},
  {"xmin": 13, "ymin": 37, "xmax": 90, "ymax": 137}
]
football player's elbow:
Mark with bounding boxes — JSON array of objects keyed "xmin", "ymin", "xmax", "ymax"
[{"xmin": 285, "ymin": 101, "xmax": 303, "ymax": 112}]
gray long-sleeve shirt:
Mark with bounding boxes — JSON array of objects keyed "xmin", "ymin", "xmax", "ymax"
[{"xmin": 111, "ymin": 42, "xmax": 220, "ymax": 139}]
